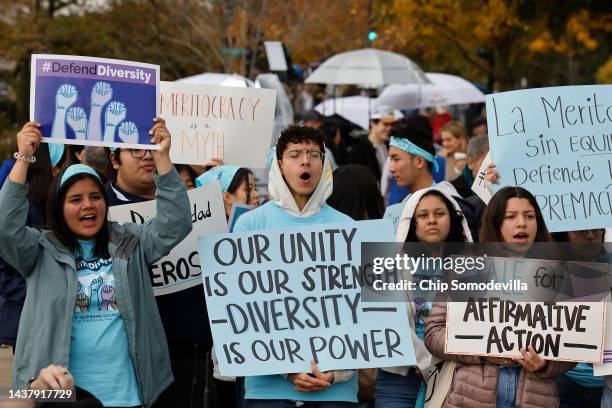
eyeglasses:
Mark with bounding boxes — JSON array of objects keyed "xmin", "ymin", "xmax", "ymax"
[
  {"xmin": 284, "ymin": 149, "xmax": 324, "ymax": 161},
  {"xmin": 570, "ymin": 229, "xmax": 605, "ymax": 236},
  {"xmin": 125, "ymin": 149, "xmax": 152, "ymax": 159}
]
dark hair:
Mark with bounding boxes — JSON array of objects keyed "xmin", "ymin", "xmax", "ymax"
[
  {"xmin": 276, "ymin": 125, "xmax": 325, "ymax": 160},
  {"xmin": 27, "ymin": 143, "xmax": 53, "ymax": 226},
  {"xmin": 390, "ymin": 119, "xmax": 436, "ymax": 174},
  {"xmin": 327, "ymin": 165, "xmax": 383, "ymax": 220},
  {"xmin": 56, "ymin": 145, "xmax": 84, "ymax": 170},
  {"xmin": 174, "ymin": 164, "xmax": 198, "ymax": 185},
  {"xmin": 301, "ymin": 110, "xmax": 323, "ymax": 123},
  {"xmin": 471, "ymin": 116, "xmax": 487, "ymax": 128},
  {"xmin": 479, "ymin": 186, "xmax": 552, "ymax": 243},
  {"xmin": 47, "ymin": 170, "xmax": 110, "ymax": 257},
  {"xmin": 227, "ymin": 168, "xmax": 255, "ymax": 204},
  {"xmin": 405, "ymin": 190, "xmax": 468, "ymax": 242},
  {"xmin": 551, "ymin": 230, "xmax": 606, "ymax": 243}
]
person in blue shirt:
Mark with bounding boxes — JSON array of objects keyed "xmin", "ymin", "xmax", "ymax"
[
  {"xmin": 233, "ymin": 125, "xmax": 358, "ymax": 407},
  {"xmin": 0, "ymin": 119, "xmax": 191, "ymax": 407},
  {"xmin": 552, "ymin": 228, "xmax": 607, "ymax": 408}
]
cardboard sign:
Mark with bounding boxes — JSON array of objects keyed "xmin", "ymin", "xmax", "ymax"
[
  {"xmin": 446, "ymin": 300, "xmax": 605, "ymax": 363},
  {"xmin": 31, "ymin": 54, "xmax": 159, "ymax": 149},
  {"xmin": 108, "ymin": 182, "xmax": 227, "ymax": 296},
  {"xmin": 485, "ymin": 85, "xmax": 612, "ymax": 232},
  {"xmin": 228, "ymin": 203, "xmax": 255, "ymax": 233},
  {"xmin": 594, "ymin": 301, "xmax": 612, "ymax": 376},
  {"xmin": 160, "ymin": 81, "xmax": 276, "ymax": 168},
  {"xmin": 383, "ymin": 202, "xmax": 405, "ymax": 234},
  {"xmin": 198, "ymin": 219, "xmax": 416, "ymax": 376},
  {"xmin": 470, "ymin": 152, "xmax": 493, "ymax": 204}
]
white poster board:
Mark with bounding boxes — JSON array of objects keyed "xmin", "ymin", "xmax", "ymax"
[
  {"xmin": 446, "ymin": 300, "xmax": 605, "ymax": 363},
  {"xmin": 470, "ymin": 152, "xmax": 493, "ymax": 204},
  {"xmin": 160, "ymin": 81, "xmax": 276, "ymax": 168},
  {"xmin": 108, "ymin": 182, "xmax": 227, "ymax": 296}
]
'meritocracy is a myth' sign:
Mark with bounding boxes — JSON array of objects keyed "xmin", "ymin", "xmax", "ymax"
[
  {"xmin": 485, "ymin": 85, "xmax": 612, "ymax": 232},
  {"xmin": 198, "ymin": 220, "xmax": 416, "ymax": 376},
  {"xmin": 446, "ymin": 299, "xmax": 605, "ymax": 363}
]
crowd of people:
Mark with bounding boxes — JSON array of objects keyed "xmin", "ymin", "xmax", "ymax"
[{"xmin": 0, "ymin": 100, "xmax": 609, "ymax": 408}]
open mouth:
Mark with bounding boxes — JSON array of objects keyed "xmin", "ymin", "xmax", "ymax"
[
  {"xmin": 80, "ymin": 215, "xmax": 97, "ymax": 225},
  {"xmin": 513, "ymin": 232, "xmax": 529, "ymax": 240},
  {"xmin": 300, "ymin": 172, "xmax": 311, "ymax": 181}
]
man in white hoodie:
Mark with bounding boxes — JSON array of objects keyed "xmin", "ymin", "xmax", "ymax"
[{"xmin": 233, "ymin": 125, "xmax": 357, "ymax": 406}]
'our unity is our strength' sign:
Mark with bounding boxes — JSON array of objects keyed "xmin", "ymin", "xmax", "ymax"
[{"xmin": 198, "ymin": 220, "xmax": 416, "ymax": 376}]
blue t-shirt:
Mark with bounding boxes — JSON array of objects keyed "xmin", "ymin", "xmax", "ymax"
[
  {"xmin": 69, "ymin": 240, "xmax": 141, "ymax": 407},
  {"xmin": 234, "ymin": 201, "xmax": 358, "ymax": 403}
]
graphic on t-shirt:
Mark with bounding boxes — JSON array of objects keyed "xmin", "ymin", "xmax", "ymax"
[{"xmin": 74, "ymin": 255, "xmax": 118, "ymax": 313}]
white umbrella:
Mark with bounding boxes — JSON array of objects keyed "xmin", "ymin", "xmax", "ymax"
[
  {"xmin": 305, "ymin": 48, "xmax": 429, "ymax": 87},
  {"xmin": 314, "ymin": 96, "xmax": 378, "ymax": 130},
  {"xmin": 377, "ymin": 72, "xmax": 485, "ymax": 110},
  {"xmin": 177, "ymin": 72, "xmax": 256, "ymax": 87}
]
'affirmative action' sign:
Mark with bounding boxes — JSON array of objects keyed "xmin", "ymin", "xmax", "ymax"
[
  {"xmin": 485, "ymin": 85, "xmax": 612, "ymax": 232},
  {"xmin": 108, "ymin": 182, "xmax": 227, "ymax": 296},
  {"xmin": 446, "ymin": 299, "xmax": 605, "ymax": 363},
  {"xmin": 198, "ymin": 220, "xmax": 416, "ymax": 376},
  {"xmin": 161, "ymin": 81, "xmax": 276, "ymax": 168}
]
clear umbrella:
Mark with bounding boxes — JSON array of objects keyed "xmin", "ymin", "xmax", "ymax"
[
  {"xmin": 377, "ymin": 73, "xmax": 486, "ymax": 110},
  {"xmin": 305, "ymin": 48, "xmax": 430, "ymax": 87}
]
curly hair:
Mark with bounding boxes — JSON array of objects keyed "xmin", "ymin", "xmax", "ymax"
[{"xmin": 276, "ymin": 125, "xmax": 325, "ymax": 160}]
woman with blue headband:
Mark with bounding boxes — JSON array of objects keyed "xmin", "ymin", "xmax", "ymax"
[
  {"xmin": 195, "ymin": 165, "xmax": 259, "ymax": 218},
  {"xmin": 0, "ymin": 119, "xmax": 192, "ymax": 407}
]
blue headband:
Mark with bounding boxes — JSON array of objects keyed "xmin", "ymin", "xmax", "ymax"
[
  {"xmin": 266, "ymin": 147, "xmax": 276, "ymax": 171},
  {"xmin": 60, "ymin": 164, "xmax": 101, "ymax": 188},
  {"xmin": 195, "ymin": 165, "xmax": 241, "ymax": 192},
  {"xmin": 389, "ymin": 137, "xmax": 440, "ymax": 173},
  {"xmin": 48, "ymin": 143, "xmax": 65, "ymax": 167}
]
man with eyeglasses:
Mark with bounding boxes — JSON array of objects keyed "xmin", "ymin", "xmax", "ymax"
[
  {"xmin": 233, "ymin": 125, "xmax": 357, "ymax": 407},
  {"xmin": 107, "ymin": 141, "xmax": 214, "ymax": 408},
  {"xmin": 106, "ymin": 147, "xmax": 157, "ymax": 205}
]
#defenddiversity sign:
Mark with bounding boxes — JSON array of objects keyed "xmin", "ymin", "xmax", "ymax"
[{"xmin": 198, "ymin": 220, "xmax": 417, "ymax": 376}]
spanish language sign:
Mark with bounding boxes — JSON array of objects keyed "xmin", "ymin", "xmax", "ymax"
[
  {"xmin": 160, "ymin": 81, "xmax": 276, "ymax": 168},
  {"xmin": 108, "ymin": 182, "xmax": 227, "ymax": 296},
  {"xmin": 446, "ymin": 299, "xmax": 605, "ymax": 363},
  {"xmin": 198, "ymin": 220, "xmax": 416, "ymax": 376},
  {"xmin": 31, "ymin": 54, "xmax": 160, "ymax": 149},
  {"xmin": 485, "ymin": 85, "xmax": 612, "ymax": 232}
]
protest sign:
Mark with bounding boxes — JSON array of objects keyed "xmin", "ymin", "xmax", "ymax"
[
  {"xmin": 31, "ymin": 54, "xmax": 159, "ymax": 149},
  {"xmin": 160, "ymin": 81, "xmax": 276, "ymax": 168},
  {"xmin": 594, "ymin": 302, "xmax": 612, "ymax": 376},
  {"xmin": 382, "ymin": 202, "xmax": 404, "ymax": 234},
  {"xmin": 485, "ymin": 85, "xmax": 612, "ymax": 232},
  {"xmin": 446, "ymin": 300, "xmax": 605, "ymax": 362},
  {"xmin": 228, "ymin": 203, "xmax": 255, "ymax": 233},
  {"xmin": 108, "ymin": 182, "xmax": 227, "ymax": 296},
  {"xmin": 198, "ymin": 219, "xmax": 416, "ymax": 376},
  {"xmin": 446, "ymin": 256, "xmax": 606, "ymax": 362},
  {"xmin": 470, "ymin": 152, "xmax": 493, "ymax": 204}
]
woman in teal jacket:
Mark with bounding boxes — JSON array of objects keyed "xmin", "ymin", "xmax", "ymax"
[{"xmin": 0, "ymin": 119, "xmax": 192, "ymax": 407}]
